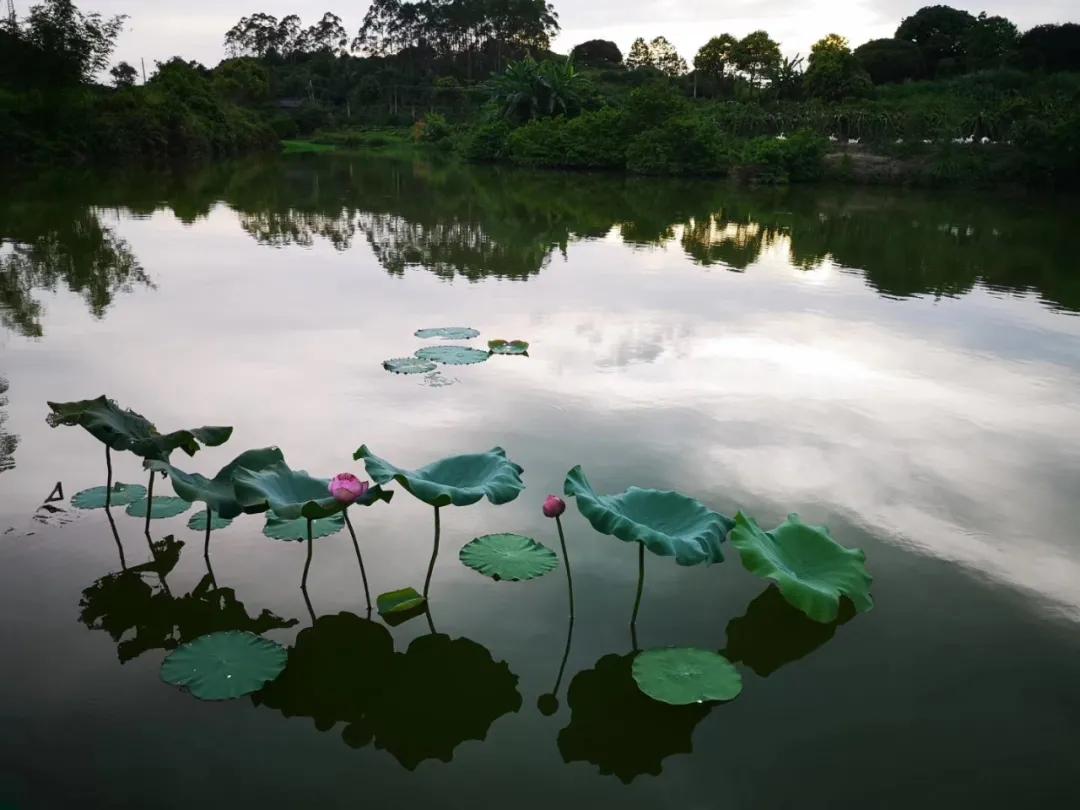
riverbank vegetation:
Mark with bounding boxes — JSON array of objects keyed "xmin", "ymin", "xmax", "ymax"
[{"xmin": 1, "ymin": 1, "xmax": 1078, "ymax": 186}]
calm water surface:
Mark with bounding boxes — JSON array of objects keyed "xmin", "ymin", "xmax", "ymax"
[{"xmin": 1, "ymin": 154, "xmax": 1078, "ymax": 808}]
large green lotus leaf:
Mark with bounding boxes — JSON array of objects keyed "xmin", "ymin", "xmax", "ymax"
[
  {"xmin": 563, "ymin": 466, "xmax": 732, "ymax": 566},
  {"xmin": 364, "ymin": 633, "xmax": 522, "ymax": 770},
  {"xmin": 253, "ymin": 612, "xmax": 396, "ymax": 737},
  {"xmin": 728, "ymin": 512, "xmax": 873, "ymax": 623},
  {"xmin": 558, "ymin": 652, "xmax": 711, "ymax": 784},
  {"xmin": 414, "ymin": 327, "xmax": 479, "ymax": 340},
  {"xmin": 149, "ymin": 447, "xmax": 284, "ymax": 520},
  {"xmin": 355, "ymin": 446, "xmax": 524, "ymax": 508},
  {"xmin": 263, "ymin": 511, "xmax": 344, "ymax": 542},
  {"xmin": 71, "ymin": 482, "xmax": 146, "ymax": 509},
  {"xmin": 459, "ymin": 533, "xmax": 558, "ymax": 581},
  {"xmin": 631, "ymin": 648, "xmax": 742, "ymax": 705},
  {"xmin": 414, "ymin": 346, "xmax": 490, "ymax": 366},
  {"xmin": 383, "ymin": 357, "xmax": 437, "ymax": 375},
  {"xmin": 188, "ymin": 509, "xmax": 233, "ymax": 532},
  {"xmin": 160, "ymin": 630, "xmax": 287, "ymax": 701},
  {"xmin": 233, "ymin": 457, "xmax": 392, "ymax": 520},
  {"xmin": 488, "ymin": 339, "xmax": 529, "ymax": 355},
  {"xmin": 47, "ymin": 396, "xmax": 232, "ymax": 461},
  {"xmin": 723, "ymin": 585, "xmax": 855, "ymax": 677},
  {"xmin": 125, "ymin": 496, "xmax": 192, "ymax": 519}
]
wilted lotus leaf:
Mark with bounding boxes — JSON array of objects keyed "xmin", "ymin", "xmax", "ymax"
[
  {"xmin": 563, "ymin": 466, "xmax": 732, "ymax": 566},
  {"xmin": 728, "ymin": 512, "xmax": 873, "ymax": 623},
  {"xmin": 71, "ymin": 482, "xmax": 146, "ymax": 510},
  {"xmin": 149, "ymin": 447, "xmax": 284, "ymax": 520},
  {"xmin": 414, "ymin": 327, "xmax": 479, "ymax": 340},
  {"xmin": 631, "ymin": 648, "xmax": 742, "ymax": 705},
  {"xmin": 160, "ymin": 630, "xmax": 287, "ymax": 701},
  {"xmin": 414, "ymin": 346, "xmax": 490, "ymax": 366},
  {"xmin": 356, "ymin": 445, "xmax": 524, "ymax": 508},
  {"xmin": 459, "ymin": 533, "xmax": 558, "ymax": 581}
]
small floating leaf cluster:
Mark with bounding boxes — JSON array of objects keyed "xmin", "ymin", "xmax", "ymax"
[
  {"xmin": 382, "ymin": 326, "xmax": 529, "ymax": 375},
  {"xmin": 48, "ymin": 394, "xmax": 873, "ymax": 716}
]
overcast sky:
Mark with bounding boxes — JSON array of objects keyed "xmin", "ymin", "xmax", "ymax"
[{"xmin": 57, "ymin": 1, "xmax": 1080, "ymax": 74}]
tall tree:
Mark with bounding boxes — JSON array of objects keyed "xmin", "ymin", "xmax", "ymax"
[
  {"xmin": 570, "ymin": 39, "xmax": 622, "ymax": 67},
  {"xmin": 305, "ymin": 12, "xmax": 349, "ymax": 56},
  {"xmin": 804, "ymin": 33, "xmax": 871, "ymax": 100},
  {"xmin": 853, "ymin": 38, "xmax": 924, "ymax": 83},
  {"xmin": 694, "ymin": 34, "xmax": 738, "ymax": 81},
  {"xmin": 109, "ymin": 60, "xmax": 137, "ymax": 87},
  {"xmin": 896, "ymin": 5, "xmax": 976, "ymax": 75},
  {"xmin": 961, "ymin": 13, "xmax": 1018, "ymax": 70},
  {"xmin": 650, "ymin": 36, "xmax": 687, "ymax": 77},
  {"xmin": 22, "ymin": 0, "xmax": 125, "ymax": 84},
  {"xmin": 1017, "ymin": 23, "xmax": 1080, "ymax": 72},
  {"xmin": 626, "ymin": 37, "xmax": 654, "ymax": 70},
  {"xmin": 732, "ymin": 30, "xmax": 781, "ymax": 88}
]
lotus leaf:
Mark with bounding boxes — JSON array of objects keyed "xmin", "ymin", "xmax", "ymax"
[
  {"xmin": 558, "ymin": 653, "xmax": 712, "ymax": 783},
  {"xmin": 728, "ymin": 512, "xmax": 874, "ymax": 623},
  {"xmin": 488, "ymin": 339, "xmax": 529, "ymax": 355},
  {"xmin": 414, "ymin": 346, "xmax": 490, "ymax": 366},
  {"xmin": 632, "ymin": 648, "xmax": 742, "ymax": 705},
  {"xmin": 356, "ymin": 446, "xmax": 524, "ymax": 508},
  {"xmin": 71, "ymin": 483, "xmax": 146, "ymax": 510},
  {"xmin": 263, "ymin": 512, "xmax": 344, "ymax": 542},
  {"xmin": 376, "ymin": 587, "xmax": 426, "ymax": 617},
  {"xmin": 459, "ymin": 533, "xmax": 558, "ymax": 581},
  {"xmin": 563, "ymin": 466, "xmax": 732, "ymax": 566},
  {"xmin": 414, "ymin": 327, "xmax": 479, "ymax": 340},
  {"xmin": 383, "ymin": 357, "xmax": 437, "ymax": 375},
  {"xmin": 188, "ymin": 510, "xmax": 233, "ymax": 532},
  {"xmin": 47, "ymin": 396, "xmax": 232, "ymax": 460},
  {"xmin": 160, "ymin": 630, "xmax": 287, "ymax": 700},
  {"xmin": 233, "ymin": 458, "xmax": 392, "ymax": 520},
  {"xmin": 149, "ymin": 447, "xmax": 284, "ymax": 520},
  {"xmin": 125, "ymin": 496, "xmax": 192, "ymax": 520}
]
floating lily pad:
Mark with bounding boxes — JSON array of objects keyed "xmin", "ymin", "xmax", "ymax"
[
  {"xmin": 488, "ymin": 339, "xmax": 529, "ymax": 355},
  {"xmin": 414, "ymin": 327, "xmax": 479, "ymax": 340},
  {"xmin": 563, "ymin": 466, "xmax": 732, "ymax": 566},
  {"xmin": 125, "ymin": 496, "xmax": 192, "ymax": 519},
  {"xmin": 262, "ymin": 511, "xmax": 345, "ymax": 542},
  {"xmin": 632, "ymin": 648, "xmax": 742, "ymax": 705},
  {"xmin": 383, "ymin": 357, "xmax": 437, "ymax": 375},
  {"xmin": 728, "ymin": 512, "xmax": 873, "ymax": 623},
  {"xmin": 149, "ymin": 447, "xmax": 284, "ymax": 520},
  {"xmin": 356, "ymin": 446, "xmax": 525, "ymax": 508},
  {"xmin": 414, "ymin": 346, "xmax": 490, "ymax": 366},
  {"xmin": 459, "ymin": 533, "xmax": 558, "ymax": 581},
  {"xmin": 234, "ymin": 457, "xmax": 392, "ymax": 521},
  {"xmin": 188, "ymin": 509, "xmax": 233, "ymax": 532},
  {"xmin": 160, "ymin": 630, "xmax": 287, "ymax": 701},
  {"xmin": 71, "ymin": 483, "xmax": 146, "ymax": 510},
  {"xmin": 376, "ymin": 587, "xmax": 427, "ymax": 626}
]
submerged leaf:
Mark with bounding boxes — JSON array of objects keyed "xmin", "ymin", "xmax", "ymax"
[
  {"xmin": 414, "ymin": 346, "xmax": 490, "ymax": 366},
  {"xmin": 631, "ymin": 648, "xmax": 742, "ymax": 705},
  {"xmin": 488, "ymin": 339, "xmax": 529, "ymax": 355},
  {"xmin": 262, "ymin": 511, "xmax": 344, "ymax": 542},
  {"xmin": 414, "ymin": 327, "xmax": 480, "ymax": 340},
  {"xmin": 459, "ymin": 533, "xmax": 558, "ymax": 581},
  {"xmin": 383, "ymin": 357, "xmax": 437, "ymax": 375},
  {"xmin": 160, "ymin": 630, "xmax": 287, "ymax": 701},
  {"xmin": 376, "ymin": 588, "xmax": 427, "ymax": 626},
  {"xmin": 71, "ymin": 483, "xmax": 146, "ymax": 509},
  {"xmin": 149, "ymin": 447, "xmax": 284, "ymax": 520},
  {"xmin": 125, "ymin": 496, "xmax": 192, "ymax": 519},
  {"xmin": 356, "ymin": 445, "xmax": 524, "ymax": 508},
  {"xmin": 188, "ymin": 510, "xmax": 233, "ymax": 532},
  {"xmin": 563, "ymin": 466, "xmax": 732, "ymax": 566},
  {"xmin": 727, "ymin": 512, "xmax": 873, "ymax": 623}
]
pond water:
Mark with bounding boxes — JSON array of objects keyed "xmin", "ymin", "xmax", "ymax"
[{"xmin": 1, "ymin": 154, "xmax": 1078, "ymax": 808}]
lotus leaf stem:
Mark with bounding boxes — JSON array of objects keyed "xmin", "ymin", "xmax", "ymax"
[
  {"xmin": 203, "ymin": 508, "xmax": 216, "ymax": 586},
  {"xmin": 302, "ymin": 516, "xmax": 314, "ymax": 590},
  {"xmin": 144, "ymin": 468, "xmax": 155, "ymax": 537},
  {"xmin": 343, "ymin": 510, "xmax": 372, "ymax": 611},
  {"xmin": 423, "ymin": 505, "xmax": 441, "ymax": 599},
  {"xmin": 555, "ymin": 515, "xmax": 575, "ymax": 619},
  {"xmin": 105, "ymin": 446, "xmax": 113, "ymax": 508},
  {"xmin": 630, "ymin": 541, "xmax": 645, "ymax": 627},
  {"xmin": 104, "ymin": 503, "xmax": 126, "ymax": 571}
]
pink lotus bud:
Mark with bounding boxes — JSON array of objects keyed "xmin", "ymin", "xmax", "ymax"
[
  {"xmin": 329, "ymin": 473, "xmax": 369, "ymax": 505},
  {"xmin": 543, "ymin": 495, "xmax": 566, "ymax": 518}
]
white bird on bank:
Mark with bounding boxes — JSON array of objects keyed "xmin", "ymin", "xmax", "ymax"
[
  {"xmin": 848, "ymin": 137, "xmax": 860, "ymax": 145},
  {"xmin": 980, "ymin": 136, "xmax": 991, "ymax": 144},
  {"xmin": 775, "ymin": 133, "xmax": 787, "ymax": 140},
  {"xmin": 828, "ymin": 134, "xmax": 838, "ymax": 142}
]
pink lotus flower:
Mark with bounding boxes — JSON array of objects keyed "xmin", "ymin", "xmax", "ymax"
[
  {"xmin": 329, "ymin": 473, "xmax": 369, "ymax": 505},
  {"xmin": 543, "ymin": 495, "xmax": 566, "ymax": 518}
]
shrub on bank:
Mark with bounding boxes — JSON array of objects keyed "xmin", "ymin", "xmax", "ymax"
[{"xmin": 506, "ymin": 108, "xmax": 627, "ymax": 169}]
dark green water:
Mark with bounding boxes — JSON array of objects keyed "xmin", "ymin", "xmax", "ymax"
[{"xmin": 1, "ymin": 154, "xmax": 1078, "ymax": 809}]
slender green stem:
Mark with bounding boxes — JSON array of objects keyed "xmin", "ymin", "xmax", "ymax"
[
  {"xmin": 105, "ymin": 445, "xmax": 113, "ymax": 508},
  {"xmin": 302, "ymin": 516, "xmax": 314, "ymax": 590},
  {"xmin": 301, "ymin": 585, "xmax": 316, "ymax": 625},
  {"xmin": 423, "ymin": 505, "xmax": 441, "ymax": 600},
  {"xmin": 552, "ymin": 616, "xmax": 574, "ymax": 697},
  {"xmin": 203, "ymin": 508, "xmax": 216, "ymax": 586},
  {"xmin": 344, "ymin": 510, "xmax": 372, "ymax": 611},
  {"xmin": 555, "ymin": 515, "xmax": 574, "ymax": 619},
  {"xmin": 630, "ymin": 541, "xmax": 645, "ymax": 626},
  {"xmin": 144, "ymin": 469, "xmax": 155, "ymax": 537}
]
